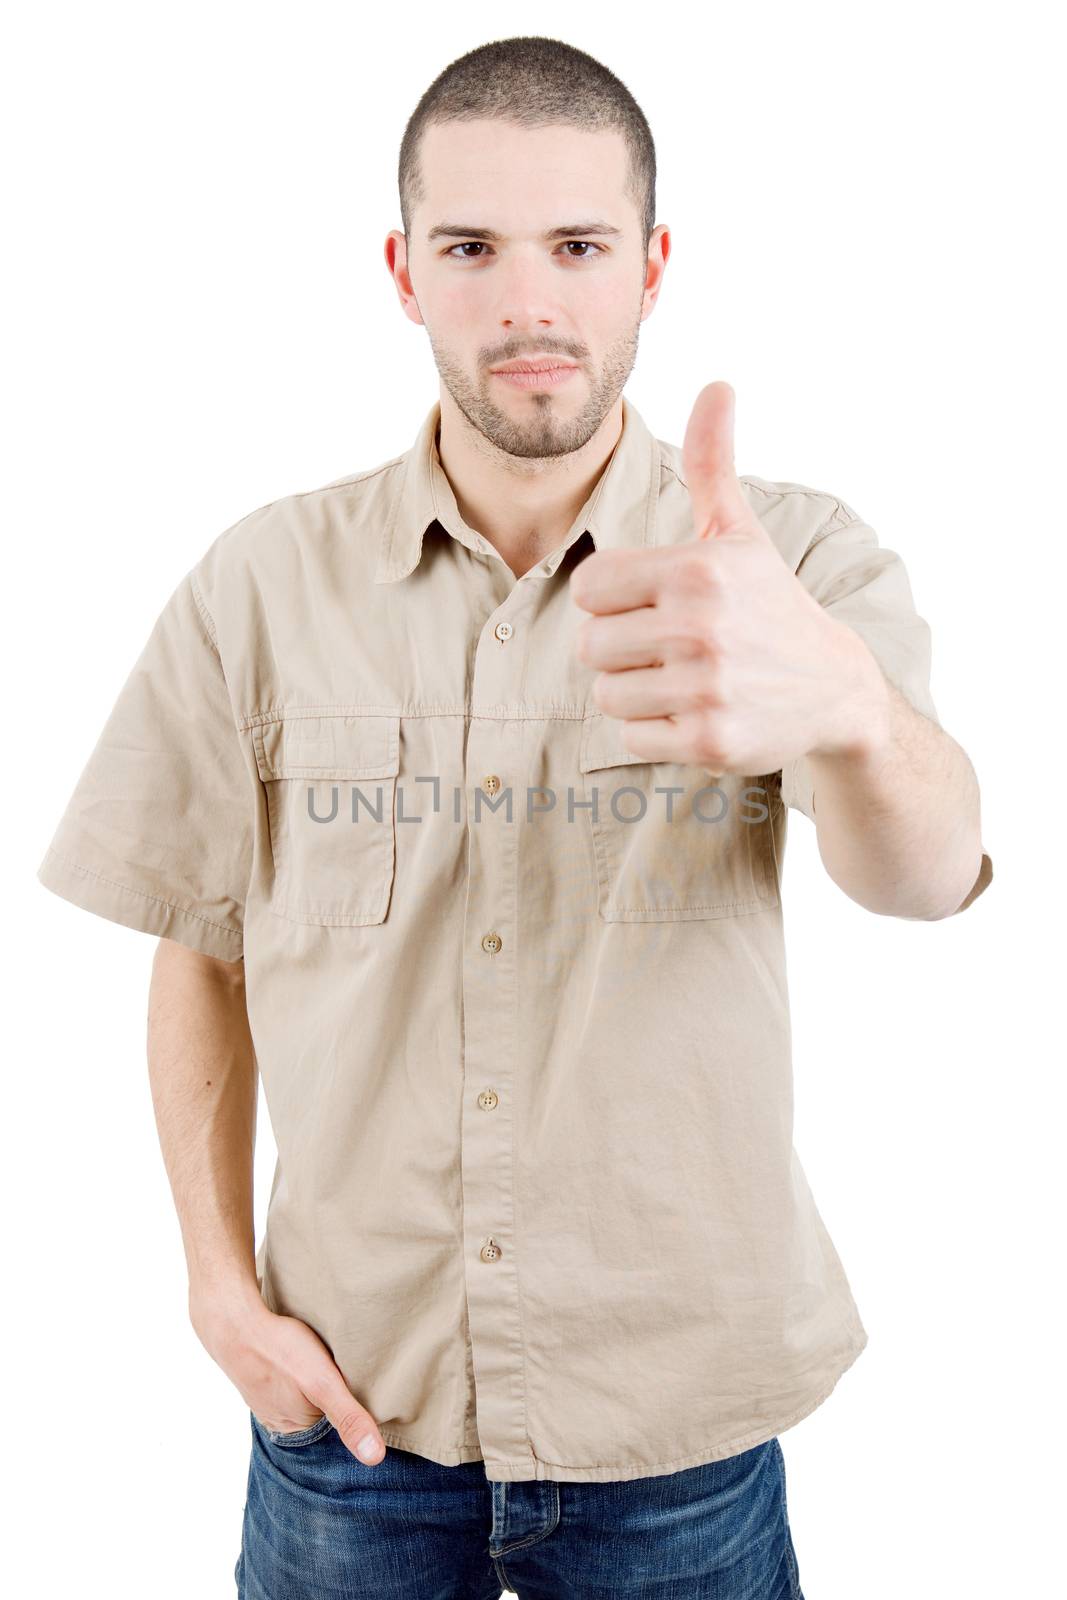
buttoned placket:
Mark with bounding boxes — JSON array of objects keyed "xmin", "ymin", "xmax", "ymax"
[{"xmin": 458, "ymin": 535, "xmax": 572, "ymax": 1477}]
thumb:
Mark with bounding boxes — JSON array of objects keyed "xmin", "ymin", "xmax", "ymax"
[
  {"xmin": 316, "ymin": 1370, "xmax": 387, "ymax": 1464},
  {"xmin": 682, "ymin": 381, "xmax": 751, "ymax": 539}
]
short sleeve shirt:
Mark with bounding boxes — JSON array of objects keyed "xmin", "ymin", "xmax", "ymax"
[{"xmin": 37, "ymin": 396, "xmax": 994, "ymax": 1482}]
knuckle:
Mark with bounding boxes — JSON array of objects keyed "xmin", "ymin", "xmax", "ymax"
[
  {"xmin": 694, "ymin": 707, "xmax": 729, "ymax": 768},
  {"xmin": 335, "ymin": 1407, "xmax": 376, "ymax": 1443},
  {"xmin": 693, "ymin": 659, "xmax": 729, "ymax": 710},
  {"xmin": 691, "ymin": 681, "xmax": 721, "ymax": 713},
  {"xmin": 663, "ymin": 601, "xmax": 716, "ymax": 656},
  {"xmin": 674, "ymin": 545, "xmax": 720, "ymax": 595}
]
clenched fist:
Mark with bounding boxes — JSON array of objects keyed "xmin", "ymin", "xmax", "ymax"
[{"xmin": 569, "ymin": 381, "xmax": 887, "ymax": 780}]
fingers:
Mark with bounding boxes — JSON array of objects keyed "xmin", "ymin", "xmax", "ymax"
[
  {"xmin": 313, "ymin": 1373, "xmax": 387, "ymax": 1464},
  {"xmin": 569, "ymin": 543, "xmax": 681, "ymax": 615},
  {"xmin": 682, "ymin": 381, "xmax": 752, "ymax": 540}
]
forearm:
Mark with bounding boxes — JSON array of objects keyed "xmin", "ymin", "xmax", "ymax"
[
  {"xmin": 805, "ymin": 641, "xmax": 985, "ymax": 920},
  {"xmin": 146, "ymin": 939, "xmax": 263, "ymax": 1322}
]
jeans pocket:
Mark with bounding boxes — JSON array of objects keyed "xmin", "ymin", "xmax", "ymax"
[{"xmin": 252, "ymin": 1409, "xmax": 334, "ymax": 1448}]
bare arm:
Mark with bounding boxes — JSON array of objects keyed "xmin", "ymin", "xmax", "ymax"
[
  {"xmin": 147, "ymin": 938, "xmax": 261, "ymax": 1315},
  {"xmin": 146, "ymin": 938, "xmax": 387, "ymax": 1464},
  {"xmin": 570, "ymin": 385, "xmax": 991, "ymax": 927},
  {"xmin": 804, "ymin": 633, "xmax": 989, "ymax": 920}
]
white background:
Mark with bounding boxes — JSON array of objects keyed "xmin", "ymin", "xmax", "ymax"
[{"xmin": 6, "ymin": 2, "xmax": 1062, "ymax": 1595}]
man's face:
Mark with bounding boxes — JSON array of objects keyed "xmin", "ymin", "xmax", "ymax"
[{"xmin": 395, "ymin": 120, "xmax": 664, "ymax": 460}]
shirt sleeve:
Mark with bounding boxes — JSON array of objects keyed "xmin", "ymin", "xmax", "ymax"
[
  {"xmin": 780, "ymin": 498, "xmax": 993, "ymax": 916},
  {"xmin": 36, "ymin": 567, "xmax": 254, "ymax": 961}
]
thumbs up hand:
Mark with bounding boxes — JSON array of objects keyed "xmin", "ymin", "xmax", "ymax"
[{"xmin": 569, "ymin": 381, "xmax": 888, "ymax": 777}]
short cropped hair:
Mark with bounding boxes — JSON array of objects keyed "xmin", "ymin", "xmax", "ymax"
[{"xmin": 398, "ymin": 36, "xmax": 656, "ymax": 252}]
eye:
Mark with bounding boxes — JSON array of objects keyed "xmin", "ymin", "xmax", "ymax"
[
  {"xmin": 443, "ymin": 240, "xmax": 606, "ymax": 262},
  {"xmin": 445, "ymin": 242, "xmax": 490, "ymax": 260}
]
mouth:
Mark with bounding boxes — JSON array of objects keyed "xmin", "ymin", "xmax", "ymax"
[{"xmin": 490, "ymin": 363, "xmax": 579, "ymax": 391}]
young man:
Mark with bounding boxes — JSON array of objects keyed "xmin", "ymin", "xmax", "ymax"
[{"xmin": 38, "ymin": 34, "xmax": 992, "ymax": 1600}]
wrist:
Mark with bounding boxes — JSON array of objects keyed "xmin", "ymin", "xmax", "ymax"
[
  {"xmin": 188, "ymin": 1271, "xmax": 266, "ymax": 1339},
  {"xmin": 811, "ymin": 622, "xmax": 892, "ymax": 762}
]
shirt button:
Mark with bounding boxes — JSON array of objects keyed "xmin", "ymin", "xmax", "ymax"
[
  {"xmin": 481, "ymin": 932, "xmax": 502, "ymax": 955},
  {"xmin": 494, "ymin": 621, "xmax": 513, "ymax": 642},
  {"xmin": 478, "ymin": 1088, "xmax": 499, "ymax": 1110},
  {"xmin": 484, "ymin": 775, "xmax": 501, "ymax": 795},
  {"xmin": 480, "ymin": 1237, "xmax": 502, "ymax": 1262}
]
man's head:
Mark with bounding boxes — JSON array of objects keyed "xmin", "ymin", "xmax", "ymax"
[{"xmin": 386, "ymin": 36, "xmax": 669, "ymax": 461}]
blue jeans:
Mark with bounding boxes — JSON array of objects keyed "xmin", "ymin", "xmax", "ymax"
[{"xmin": 235, "ymin": 1410, "xmax": 805, "ymax": 1598}]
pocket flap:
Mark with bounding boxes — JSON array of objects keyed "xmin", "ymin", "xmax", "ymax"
[
  {"xmin": 578, "ymin": 713, "xmax": 652, "ymax": 773},
  {"xmin": 253, "ymin": 714, "xmax": 400, "ymax": 782}
]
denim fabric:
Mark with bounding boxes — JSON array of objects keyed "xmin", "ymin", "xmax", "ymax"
[{"xmin": 235, "ymin": 1410, "xmax": 804, "ymax": 1598}]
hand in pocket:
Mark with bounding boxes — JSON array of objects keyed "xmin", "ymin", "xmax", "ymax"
[{"xmin": 189, "ymin": 1286, "xmax": 387, "ymax": 1464}]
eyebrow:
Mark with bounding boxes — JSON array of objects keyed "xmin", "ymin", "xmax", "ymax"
[{"xmin": 427, "ymin": 221, "xmax": 624, "ymax": 243}]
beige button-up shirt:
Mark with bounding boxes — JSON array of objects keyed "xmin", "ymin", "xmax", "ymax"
[{"xmin": 37, "ymin": 396, "xmax": 993, "ymax": 1483}]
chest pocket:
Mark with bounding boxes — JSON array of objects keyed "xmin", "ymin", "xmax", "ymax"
[
  {"xmin": 252, "ymin": 713, "xmax": 400, "ymax": 926},
  {"xmin": 578, "ymin": 713, "xmax": 780, "ymax": 922}
]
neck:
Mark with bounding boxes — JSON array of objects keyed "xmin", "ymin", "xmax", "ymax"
[{"xmin": 435, "ymin": 389, "xmax": 623, "ymax": 577}]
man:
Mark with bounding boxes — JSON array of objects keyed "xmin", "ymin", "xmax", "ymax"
[{"xmin": 37, "ymin": 33, "xmax": 992, "ymax": 1600}]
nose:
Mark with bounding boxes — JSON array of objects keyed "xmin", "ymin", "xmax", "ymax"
[{"xmin": 495, "ymin": 250, "xmax": 565, "ymax": 338}]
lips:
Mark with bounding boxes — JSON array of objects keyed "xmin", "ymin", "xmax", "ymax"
[
  {"xmin": 491, "ymin": 362, "xmax": 578, "ymax": 374},
  {"xmin": 491, "ymin": 364, "xmax": 580, "ymax": 390}
]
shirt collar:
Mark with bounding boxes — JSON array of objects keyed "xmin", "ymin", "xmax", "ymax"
[{"xmin": 374, "ymin": 393, "xmax": 661, "ymax": 582}]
